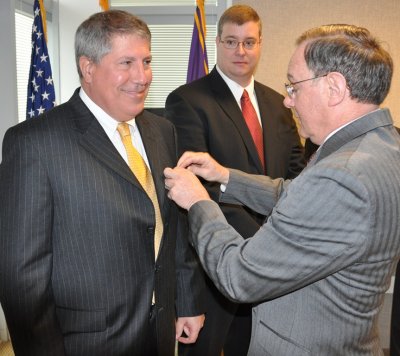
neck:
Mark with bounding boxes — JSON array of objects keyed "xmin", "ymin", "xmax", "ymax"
[{"xmin": 317, "ymin": 103, "xmax": 380, "ymax": 145}]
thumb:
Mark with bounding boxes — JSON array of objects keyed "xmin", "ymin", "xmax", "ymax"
[
  {"xmin": 175, "ymin": 319, "xmax": 184, "ymax": 339},
  {"xmin": 163, "ymin": 167, "xmax": 174, "ymax": 178}
]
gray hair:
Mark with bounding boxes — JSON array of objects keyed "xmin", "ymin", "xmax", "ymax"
[
  {"xmin": 217, "ymin": 5, "xmax": 262, "ymax": 38},
  {"xmin": 297, "ymin": 24, "xmax": 393, "ymax": 105},
  {"xmin": 75, "ymin": 10, "xmax": 151, "ymax": 78}
]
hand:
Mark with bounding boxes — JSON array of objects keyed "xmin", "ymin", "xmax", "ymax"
[
  {"xmin": 177, "ymin": 152, "xmax": 229, "ymax": 185},
  {"xmin": 176, "ymin": 314, "xmax": 205, "ymax": 344},
  {"xmin": 164, "ymin": 167, "xmax": 211, "ymax": 210}
]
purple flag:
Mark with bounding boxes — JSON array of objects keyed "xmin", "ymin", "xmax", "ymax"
[{"xmin": 187, "ymin": 0, "xmax": 209, "ymax": 83}]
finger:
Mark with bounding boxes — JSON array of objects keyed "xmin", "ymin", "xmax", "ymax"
[
  {"xmin": 175, "ymin": 320, "xmax": 184, "ymax": 340},
  {"xmin": 177, "ymin": 151, "xmax": 193, "ymax": 167},
  {"xmin": 163, "ymin": 167, "xmax": 173, "ymax": 178},
  {"xmin": 177, "ymin": 330, "xmax": 197, "ymax": 344},
  {"xmin": 177, "ymin": 151, "xmax": 201, "ymax": 168}
]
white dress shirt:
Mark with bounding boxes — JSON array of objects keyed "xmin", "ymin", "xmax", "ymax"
[
  {"xmin": 216, "ymin": 65, "xmax": 263, "ymax": 127},
  {"xmin": 79, "ymin": 88, "xmax": 151, "ymax": 170}
]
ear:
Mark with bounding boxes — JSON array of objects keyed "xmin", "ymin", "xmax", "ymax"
[
  {"xmin": 79, "ymin": 56, "xmax": 95, "ymax": 84},
  {"xmin": 326, "ymin": 72, "xmax": 347, "ymax": 106}
]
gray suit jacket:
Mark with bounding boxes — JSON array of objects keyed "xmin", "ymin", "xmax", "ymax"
[
  {"xmin": 188, "ymin": 108, "xmax": 400, "ymax": 355},
  {"xmin": 0, "ymin": 89, "xmax": 204, "ymax": 356}
]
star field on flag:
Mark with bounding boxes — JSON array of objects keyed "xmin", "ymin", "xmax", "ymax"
[{"xmin": 26, "ymin": 0, "xmax": 56, "ymax": 119}]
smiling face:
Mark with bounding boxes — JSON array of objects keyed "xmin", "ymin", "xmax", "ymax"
[
  {"xmin": 216, "ymin": 21, "xmax": 261, "ymax": 87},
  {"xmin": 80, "ymin": 33, "xmax": 152, "ymax": 122}
]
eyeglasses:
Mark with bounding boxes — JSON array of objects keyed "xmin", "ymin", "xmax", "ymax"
[
  {"xmin": 219, "ymin": 39, "xmax": 259, "ymax": 50},
  {"xmin": 284, "ymin": 74, "xmax": 328, "ymax": 98}
]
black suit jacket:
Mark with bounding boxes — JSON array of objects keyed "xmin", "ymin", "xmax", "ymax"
[
  {"xmin": 166, "ymin": 67, "xmax": 305, "ymax": 238},
  {"xmin": 0, "ymin": 89, "xmax": 204, "ymax": 356}
]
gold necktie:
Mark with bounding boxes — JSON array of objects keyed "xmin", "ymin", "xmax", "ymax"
[{"xmin": 117, "ymin": 122, "xmax": 163, "ymax": 260}]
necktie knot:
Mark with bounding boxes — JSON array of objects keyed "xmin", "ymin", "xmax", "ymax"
[
  {"xmin": 241, "ymin": 89, "xmax": 250, "ymax": 106},
  {"xmin": 117, "ymin": 122, "xmax": 131, "ymax": 138}
]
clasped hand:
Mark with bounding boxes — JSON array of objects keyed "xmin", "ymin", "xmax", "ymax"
[{"xmin": 163, "ymin": 152, "xmax": 229, "ymax": 210}]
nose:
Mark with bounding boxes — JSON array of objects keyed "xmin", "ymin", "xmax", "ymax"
[
  {"xmin": 235, "ymin": 42, "xmax": 246, "ymax": 54},
  {"xmin": 132, "ymin": 63, "xmax": 151, "ymax": 85},
  {"xmin": 283, "ymin": 94, "xmax": 293, "ymax": 109}
]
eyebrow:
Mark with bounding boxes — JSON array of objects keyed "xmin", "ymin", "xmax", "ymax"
[
  {"xmin": 222, "ymin": 35, "xmax": 257, "ymax": 40},
  {"xmin": 287, "ymin": 73, "xmax": 295, "ymax": 82}
]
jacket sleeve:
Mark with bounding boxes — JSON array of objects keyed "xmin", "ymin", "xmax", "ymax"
[
  {"xmin": 0, "ymin": 126, "xmax": 66, "ymax": 355},
  {"xmin": 188, "ymin": 165, "xmax": 369, "ymax": 303},
  {"xmin": 169, "ymin": 124, "xmax": 206, "ymax": 317}
]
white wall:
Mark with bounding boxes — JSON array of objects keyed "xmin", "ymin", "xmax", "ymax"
[
  {"xmin": 58, "ymin": 0, "xmax": 103, "ymax": 103},
  {"xmin": 0, "ymin": 0, "xmax": 18, "ymax": 161}
]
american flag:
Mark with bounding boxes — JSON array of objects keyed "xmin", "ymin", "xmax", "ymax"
[{"xmin": 26, "ymin": 0, "xmax": 56, "ymax": 119}]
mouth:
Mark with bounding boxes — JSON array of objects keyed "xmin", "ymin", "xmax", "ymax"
[{"xmin": 122, "ymin": 87, "xmax": 148, "ymax": 98}]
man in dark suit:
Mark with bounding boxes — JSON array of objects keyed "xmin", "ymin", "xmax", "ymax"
[
  {"xmin": 165, "ymin": 5, "xmax": 304, "ymax": 356},
  {"xmin": 0, "ymin": 10, "xmax": 204, "ymax": 356}
]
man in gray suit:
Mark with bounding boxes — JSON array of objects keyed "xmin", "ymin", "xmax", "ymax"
[
  {"xmin": 0, "ymin": 10, "xmax": 204, "ymax": 356},
  {"xmin": 164, "ymin": 24, "xmax": 400, "ymax": 354}
]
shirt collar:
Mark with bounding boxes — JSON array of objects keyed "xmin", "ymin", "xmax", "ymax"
[
  {"xmin": 79, "ymin": 87, "xmax": 137, "ymax": 137},
  {"xmin": 216, "ymin": 65, "xmax": 255, "ymax": 105},
  {"xmin": 322, "ymin": 108, "xmax": 382, "ymax": 144}
]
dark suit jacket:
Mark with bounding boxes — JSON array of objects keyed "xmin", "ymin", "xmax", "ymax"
[
  {"xmin": 166, "ymin": 67, "xmax": 305, "ymax": 238},
  {"xmin": 0, "ymin": 89, "xmax": 204, "ymax": 356}
]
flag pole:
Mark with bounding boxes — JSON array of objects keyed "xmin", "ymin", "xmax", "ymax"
[
  {"xmin": 187, "ymin": 0, "xmax": 209, "ymax": 83},
  {"xmin": 99, "ymin": 0, "xmax": 110, "ymax": 11}
]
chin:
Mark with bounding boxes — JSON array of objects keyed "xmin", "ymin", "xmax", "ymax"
[{"xmin": 125, "ymin": 103, "xmax": 144, "ymax": 116}]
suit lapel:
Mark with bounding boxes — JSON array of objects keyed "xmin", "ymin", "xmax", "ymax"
[
  {"xmin": 209, "ymin": 68, "xmax": 264, "ymax": 173},
  {"xmin": 69, "ymin": 90, "xmax": 143, "ymax": 189},
  {"xmin": 135, "ymin": 112, "xmax": 168, "ymax": 215}
]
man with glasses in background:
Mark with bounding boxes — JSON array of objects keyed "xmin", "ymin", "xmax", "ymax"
[
  {"xmin": 164, "ymin": 23, "xmax": 400, "ymax": 354},
  {"xmin": 165, "ymin": 4, "xmax": 304, "ymax": 356}
]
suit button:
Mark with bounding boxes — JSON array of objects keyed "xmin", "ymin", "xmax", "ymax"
[{"xmin": 147, "ymin": 226, "xmax": 154, "ymax": 234}]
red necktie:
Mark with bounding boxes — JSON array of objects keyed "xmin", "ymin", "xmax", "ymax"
[{"xmin": 241, "ymin": 89, "xmax": 265, "ymax": 169}]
